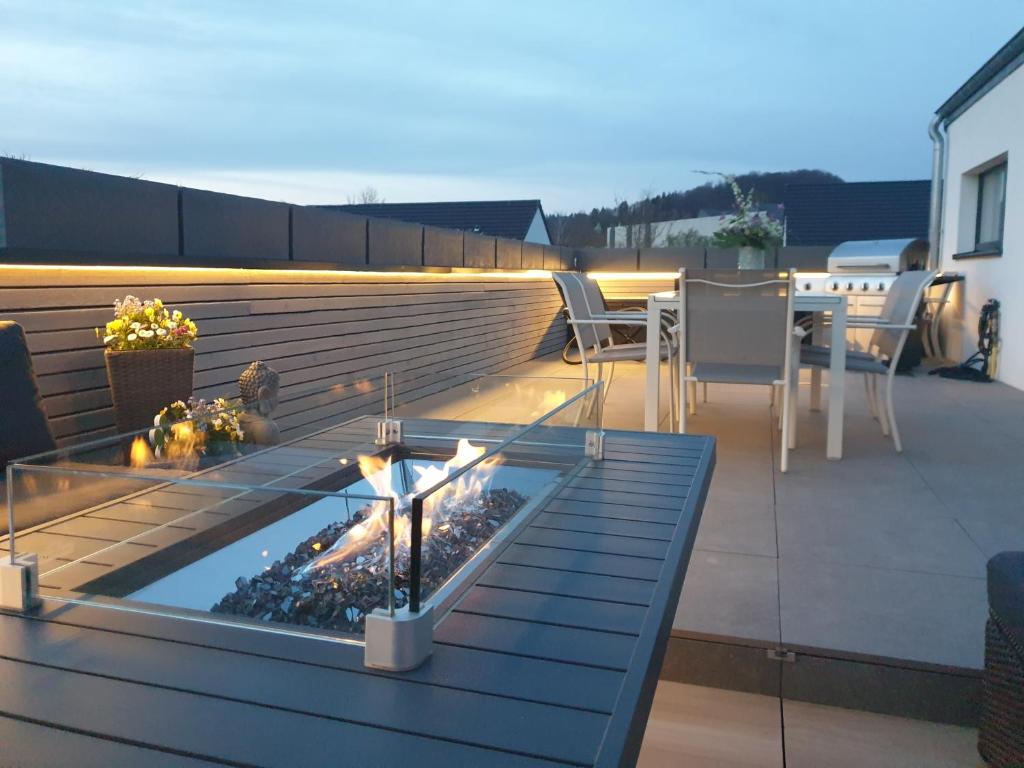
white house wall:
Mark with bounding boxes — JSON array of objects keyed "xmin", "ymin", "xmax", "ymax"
[
  {"xmin": 939, "ymin": 64, "xmax": 1024, "ymax": 389},
  {"xmin": 524, "ymin": 210, "xmax": 551, "ymax": 244},
  {"xmin": 607, "ymin": 214, "xmax": 723, "ymax": 247}
]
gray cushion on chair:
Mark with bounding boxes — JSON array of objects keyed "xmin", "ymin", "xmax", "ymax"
[
  {"xmin": 989, "ymin": 551, "xmax": 1024, "ymax": 649},
  {"xmin": 0, "ymin": 321, "xmax": 57, "ymax": 466},
  {"xmin": 690, "ymin": 362, "xmax": 782, "ymax": 385},
  {"xmin": 803, "ymin": 343, "xmax": 876, "ymax": 361},
  {"xmin": 592, "ymin": 342, "xmax": 671, "ymax": 363},
  {"xmin": 800, "ymin": 348, "xmax": 888, "ymax": 375}
]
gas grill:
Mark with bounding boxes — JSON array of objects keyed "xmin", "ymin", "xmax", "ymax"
[{"xmin": 795, "ymin": 237, "xmax": 961, "ymax": 357}]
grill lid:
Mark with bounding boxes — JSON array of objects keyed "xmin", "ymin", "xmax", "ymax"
[{"xmin": 827, "ymin": 238, "xmax": 928, "ymax": 274}]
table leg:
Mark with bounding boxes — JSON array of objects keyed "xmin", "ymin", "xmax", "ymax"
[
  {"xmin": 826, "ymin": 303, "xmax": 846, "ymax": 459},
  {"xmin": 810, "ymin": 312, "xmax": 823, "ymax": 412},
  {"xmin": 644, "ymin": 298, "xmax": 661, "ymax": 432}
]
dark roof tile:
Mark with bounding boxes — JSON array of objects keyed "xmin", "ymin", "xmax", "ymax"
[
  {"xmin": 783, "ymin": 181, "xmax": 931, "ymax": 247},
  {"xmin": 320, "ymin": 200, "xmax": 549, "ymax": 242}
]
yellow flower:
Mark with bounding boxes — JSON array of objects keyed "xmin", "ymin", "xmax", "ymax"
[
  {"xmin": 172, "ymin": 310, "xmax": 182, "ymax": 322},
  {"xmin": 154, "ymin": 299, "xmax": 163, "ymax": 309},
  {"xmin": 144, "ymin": 307, "xmax": 155, "ymax": 319}
]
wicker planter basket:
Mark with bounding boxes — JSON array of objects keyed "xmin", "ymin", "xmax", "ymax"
[
  {"xmin": 979, "ymin": 613, "xmax": 1024, "ymax": 767},
  {"xmin": 105, "ymin": 348, "xmax": 195, "ymax": 435}
]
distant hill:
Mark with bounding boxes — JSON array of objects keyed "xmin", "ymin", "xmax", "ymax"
[{"xmin": 548, "ymin": 169, "xmax": 844, "ymax": 247}]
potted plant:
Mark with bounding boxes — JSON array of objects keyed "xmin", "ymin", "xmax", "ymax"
[
  {"xmin": 711, "ymin": 176, "xmax": 784, "ymax": 268},
  {"xmin": 97, "ymin": 296, "xmax": 198, "ymax": 435},
  {"xmin": 148, "ymin": 397, "xmax": 245, "ymax": 469}
]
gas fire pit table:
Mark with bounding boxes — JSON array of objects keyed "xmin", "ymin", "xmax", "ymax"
[{"xmin": 0, "ymin": 373, "xmax": 714, "ymax": 767}]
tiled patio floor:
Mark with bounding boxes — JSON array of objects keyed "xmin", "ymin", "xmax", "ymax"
[
  {"xmin": 484, "ymin": 351, "xmax": 1015, "ymax": 765},
  {"xmin": 502, "ymin": 352, "xmax": 1015, "ymax": 673}
]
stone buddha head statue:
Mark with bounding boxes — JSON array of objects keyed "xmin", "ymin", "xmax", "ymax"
[{"xmin": 239, "ymin": 361, "xmax": 280, "ymax": 416}]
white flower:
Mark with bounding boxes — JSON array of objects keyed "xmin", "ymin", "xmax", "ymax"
[
  {"xmin": 138, "ymin": 329, "xmax": 155, "ymax": 338},
  {"xmin": 127, "ymin": 333, "xmax": 138, "ymax": 341},
  {"xmin": 156, "ymin": 328, "xmax": 167, "ymax": 336},
  {"xmin": 130, "ymin": 322, "xmax": 142, "ymax": 330},
  {"xmin": 103, "ymin": 334, "xmax": 117, "ymax": 344}
]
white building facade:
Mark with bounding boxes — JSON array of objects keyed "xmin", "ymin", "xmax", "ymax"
[
  {"xmin": 606, "ymin": 214, "xmax": 723, "ymax": 247},
  {"xmin": 936, "ymin": 29, "xmax": 1023, "ymax": 389}
]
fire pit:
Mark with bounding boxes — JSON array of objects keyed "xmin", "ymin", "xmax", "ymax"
[
  {"xmin": 208, "ymin": 486, "xmax": 526, "ymax": 633},
  {"xmin": 5, "ymin": 372, "xmax": 603, "ymax": 666},
  {"xmin": 119, "ymin": 441, "xmax": 561, "ymax": 637}
]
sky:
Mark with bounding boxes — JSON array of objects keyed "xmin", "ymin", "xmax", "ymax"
[{"xmin": 2, "ymin": 1, "xmax": 1022, "ymax": 213}]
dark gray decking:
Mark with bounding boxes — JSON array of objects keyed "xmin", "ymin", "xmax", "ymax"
[{"xmin": 0, "ymin": 428, "xmax": 714, "ymax": 767}]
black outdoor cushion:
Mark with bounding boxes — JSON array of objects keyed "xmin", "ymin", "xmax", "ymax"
[
  {"xmin": 988, "ymin": 551, "xmax": 1024, "ymax": 649},
  {"xmin": 0, "ymin": 320, "xmax": 56, "ymax": 466}
]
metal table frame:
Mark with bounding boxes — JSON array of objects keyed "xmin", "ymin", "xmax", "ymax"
[{"xmin": 644, "ymin": 290, "xmax": 848, "ymax": 459}]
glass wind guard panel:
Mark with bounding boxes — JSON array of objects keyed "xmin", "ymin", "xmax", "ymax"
[
  {"xmin": 4, "ymin": 372, "xmax": 601, "ymax": 644},
  {"xmin": 387, "ymin": 371, "xmax": 592, "ymax": 426},
  {"xmin": 410, "ymin": 382, "xmax": 602, "ymax": 610}
]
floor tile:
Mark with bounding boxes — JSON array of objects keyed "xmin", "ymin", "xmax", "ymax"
[
  {"xmin": 956, "ymin": 516, "xmax": 1024, "ymax": 559},
  {"xmin": 637, "ymin": 682, "xmax": 782, "ymax": 768},
  {"xmin": 778, "ymin": 558, "xmax": 987, "ymax": 669},
  {"xmin": 675, "ymin": 550, "xmax": 780, "ymax": 642},
  {"xmin": 777, "ymin": 504, "xmax": 987, "ymax": 578},
  {"xmin": 696, "ymin": 489, "xmax": 778, "ymax": 558},
  {"xmin": 783, "ymin": 699, "xmax": 981, "ymax": 768}
]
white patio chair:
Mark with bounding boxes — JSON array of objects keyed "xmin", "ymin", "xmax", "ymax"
[
  {"xmin": 675, "ymin": 269, "xmax": 798, "ymax": 472},
  {"xmin": 796, "ymin": 268, "xmax": 937, "ymax": 453},
  {"xmin": 552, "ymin": 272, "xmax": 678, "ymax": 427}
]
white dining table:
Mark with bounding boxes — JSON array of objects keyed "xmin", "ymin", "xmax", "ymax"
[{"xmin": 643, "ymin": 290, "xmax": 849, "ymax": 459}]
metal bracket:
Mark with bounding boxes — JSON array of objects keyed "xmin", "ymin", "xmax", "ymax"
[
  {"xmin": 585, "ymin": 430, "xmax": 604, "ymax": 460},
  {"xmin": 766, "ymin": 648, "xmax": 796, "ymax": 663},
  {"xmin": 375, "ymin": 418, "xmax": 403, "ymax": 446},
  {"xmin": 364, "ymin": 605, "xmax": 434, "ymax": 671},
  {"xmin": 0, "ymin": 554, "xmax": 41, "ymax": 612}
]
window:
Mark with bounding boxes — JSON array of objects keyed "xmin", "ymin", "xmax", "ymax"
[{"xmin": 975, "ymin": 161, "xmax": 1007, "ymax": 251}]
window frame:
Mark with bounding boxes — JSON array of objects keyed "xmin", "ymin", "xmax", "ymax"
[{"xmin": 974, "ymin": 160, "xmax": 1007, "ymax": 252}]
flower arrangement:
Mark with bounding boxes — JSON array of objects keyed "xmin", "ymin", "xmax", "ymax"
[
  {"xmin": 711, "ymin": 176, "xmax": 784, "ymax": 250},
  {"xmin": 96, "ymin": 295, "xmax": 198, "ymax": 351},
  {"xmin": 150, "ymin": 397, "xmax": 245, "ymax": 460}
]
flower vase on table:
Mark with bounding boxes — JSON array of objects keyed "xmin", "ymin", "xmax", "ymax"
[
  {"xmin": 707, "ymin": 174, "xmax": 783, "ymax": 269},
  {"xmin": 737, "ymin": 246, "xmax": 767, "ymax": 270}
]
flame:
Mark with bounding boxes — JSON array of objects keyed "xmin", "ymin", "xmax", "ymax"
[
  {"xmin": 130, "ymin": 436, "xmax": 154, "ymax": 468},
  {"xmin": 302, "ymin": 438, "xmax": 499, "ymax": 573},
  {"xmin": 161, "ymin": 421, "xmax": 202, "ymax": 470}
]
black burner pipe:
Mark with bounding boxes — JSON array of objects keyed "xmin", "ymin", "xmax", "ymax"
[{"xmin": 409, "ymin": 496, "xmax": 423, "ymax": 612}]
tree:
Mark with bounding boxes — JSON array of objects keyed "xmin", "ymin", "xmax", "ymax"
[
  {"xmin": 664, "ymin": 228, "xmax": 711, "ymax": 248},
  {"xmin": 545, "ymin": 169, "xmax": 841, "ymax": 247},
  {"xmin": 347, "ymin": 186, "xmax": 384, "ymax": 204}
]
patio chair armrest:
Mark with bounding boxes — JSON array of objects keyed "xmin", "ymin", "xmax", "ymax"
[{"xmin": 847, "ymin": 322, "xmax": 917, "ymax": 330}]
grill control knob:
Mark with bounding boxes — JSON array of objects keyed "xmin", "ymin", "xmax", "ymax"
[
  {"xmin": 846, "ymin": 282, "xmax": 854, "ymax": 291},
  {"xmin": 877, "ymin": 282, "xmax": 885, "ymax": 291},
  {"xmin": 862, "ymin": 282, "xmax": 869, "ymax": 291},
  {"xmin": 803, "ymin": 282, "xmax": 812, "ymax": 291},
  {"xmin": 831, "ymin": 281, "xmax": 839, "ymax": 291}
]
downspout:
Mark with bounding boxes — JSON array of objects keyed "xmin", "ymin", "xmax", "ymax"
[{"xmin": 927, "ymin": 114, "xmax": 946, "ymax": 270}]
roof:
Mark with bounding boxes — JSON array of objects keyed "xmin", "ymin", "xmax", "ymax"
[
  {"xmin": 937, "ymin": 26, "xmax": 1024, "ymax": 124},
  {"xmin": 783, "ymin": 180, "xmax": 931, "ymax": 247},
  {"xmin": 323, "ymin": 199, "xmax": 550, "ymax": 242}
]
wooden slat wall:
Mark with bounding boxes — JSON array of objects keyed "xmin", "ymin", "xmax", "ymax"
[
  {"xmin": 592, "ymin": 277, "xmax": 676, "ymax": 302},
  {"xmin": 0, "ymin": 266, "xmax": 566, "ymax": 447}
]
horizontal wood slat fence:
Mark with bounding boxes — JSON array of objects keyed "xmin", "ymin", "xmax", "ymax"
[{"xmin": 0, "ymin": 267, "xmax": 566, "ymax": 447}]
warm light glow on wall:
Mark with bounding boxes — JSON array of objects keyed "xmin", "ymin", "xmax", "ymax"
[
  {"xmin": 586, "ymin": 272, "xmax": 679, "ymax": 280},
  {"xmin": 0, "ymin": 263, "xmax": 553, "ymax": 280}
]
